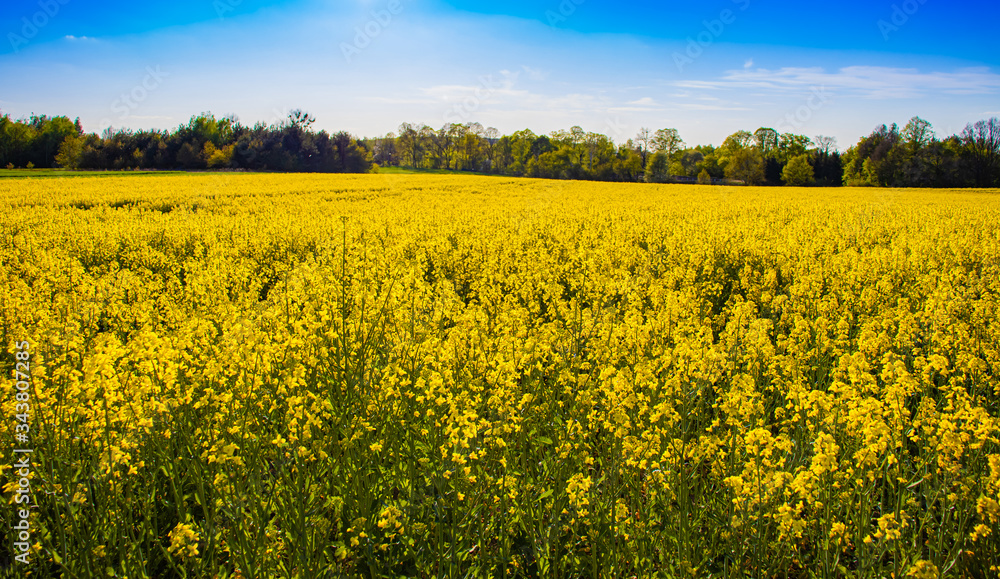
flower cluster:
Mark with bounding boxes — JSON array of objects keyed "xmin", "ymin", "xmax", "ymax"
[{"xmin": 1, "ymin": 174, "xmax": 997, "ymax": 576}]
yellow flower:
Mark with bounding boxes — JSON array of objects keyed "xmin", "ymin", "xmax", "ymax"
[
  {"xmin": 905, "ymin": 560, "xmax": 939, "ymax": 579},
  {"xmin": 970, "ymin": 524, "xmax": 992, "ymax": 541},
  {"xmin": 168, "ymin": 523, "xmax": 200, "ymax": 559},
  {"xmin": 566, "ymin": 473, "xmax": 593, "ymax": 510},
  {"xmin": 977, "ymin": 496, "xmax": 1000, "ymax": 522}
]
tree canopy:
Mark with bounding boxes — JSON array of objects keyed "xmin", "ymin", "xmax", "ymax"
[
  {"xmin": 3, "ymin": 109, "xmax": 998, "ymax": 187},
  {"xmin": 2, "ymin": 110, "xmax": 374, "ymax": 174}
]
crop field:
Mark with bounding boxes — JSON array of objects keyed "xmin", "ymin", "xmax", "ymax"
[{"xmin": 1, "ymin": 173, "xmax": 999, "ymax": 578}]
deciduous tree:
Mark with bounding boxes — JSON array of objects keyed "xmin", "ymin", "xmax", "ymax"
[{"xmin": 782, "ymin": 154, "xmax": 815, "ymax": 186}]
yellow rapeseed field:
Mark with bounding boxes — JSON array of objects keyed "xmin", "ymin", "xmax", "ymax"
[{"xmin": 1, "ymin": 173, "xmax": 998, "ymax": 578}]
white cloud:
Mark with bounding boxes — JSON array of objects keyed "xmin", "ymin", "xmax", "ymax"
[
  {"xmin": 420, "ymin": 70, "xmax": 524, "ymax": 101},
  {"xmin": 610, "ymin": 97, "xmax": 668, "ymax": 113},
  {"xmin": 521, "ymin": 65, "xmax": 548, "ymax": 81},
  {"xmin": 675, "ymin": 103, "xmax": 751, "ymax": 111},
  {"xmin": 676, "ymin": 66, "xmax": 1000, "ymax": 99},
  {"xmin": 367, "ymin": 96, "xmax": 439, "ymax": 106},
  {"xmin": 129, "ymin": 115, "xmax": 174, "ymax": 121}
]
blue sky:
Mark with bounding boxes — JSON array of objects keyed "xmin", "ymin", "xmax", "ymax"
[{"xmin": 2, "ymin": 0, "xmax": 998, "ymax": 149}]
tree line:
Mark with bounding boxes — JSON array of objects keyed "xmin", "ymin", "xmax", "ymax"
[
  {"xmin": 843, "ymin": 117, "xmax": 1000, "ymax": 188},
  {"xmin": 371, "ymin": 117, "xmax": 998, "ymax": 187},
  {"xmin": 0, "ymin": 110, "xmax": 373, "ymax": 173},
  {"xmin": 2, "ymin": 108, "xmax": 998, "ymax": 187},
  {"xmin": 369, "ymin": 123, "xmax": 846, "ymax": 186}
]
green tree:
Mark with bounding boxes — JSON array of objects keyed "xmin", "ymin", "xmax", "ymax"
[
  {"xmin": 397, "ymin": 123, "xmax": 421, "ymax": 167},
  {"xmin": 506, "ymin": 129, "xmax": 537, "ymax": 176},
  {"xmin": 55, "ymin": 134, "xmax": 85, "ymax": 168},
  {"xmin": 176, "ymin": 141, "xmax": 205, "ymax": 169},
  {"xmin": 0, "ymin": 117, "xmax": 35, "ymax": 167},
  {"xmin": 671, "ymin": 149, "xmax": 705, "ymax": 177},
  {"xmin": 960, "ymin": 117, "xmax": 1000, "ymax": 187},
  {"xmin": 30, "ymin": 115, "xmax": 78, "ymax": 167},
  {"xmin": 778, "ymin": 133, "xmax": 813, "ymax": 162},
  {"xmin": 697, "ymin": 169, "xmax": 712, "ymax": 184},
  {"xmin": 725, "ymin": 147, "xmax": 765, "ymax": 185},
  {"xmin": 782, "ymin": 154, "xmax": 815, "ymax": 186},
  {"xmin": 635, "ymin": 128, "xmax": 652, "ymax": 166},
  {"xmin": 902, "ymin": 116, "xmax": 934, "ymax": 150},
  {"xmin": 721, "ymin": 130, "xmax": 754, "ymax": 153},
  {"xmin": 329, "ymin": 132, "xmax": 374, "ymax": 173},
  {"xmin": 644, "ymin": 151, "xmax": 670, "ymax": 183},
  {"xmin": 753, "ymin": 127, "xmax": 779, "ymax": 157},
  {"xmin": 652, "ymin": 128, "xmax": 684, "ymax": 157},
  {"xmin": 206, "ymin": 143, "xmax": 235, "ymax": 168},
  {"xmin": 613, "ymin": 144, "xmax": 643, "ymax": 182},
  {"xmin": 287, "ymin": 109, "xmax": 316, "ymax": 130}
]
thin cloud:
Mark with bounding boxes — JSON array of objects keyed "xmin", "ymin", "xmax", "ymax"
[
  {"xmin": 414, "ymin": 70, "xmax": 614, "ymax": 119},
  {"xmin": 521, "ymin": 65, "xmax": 548, "ymax": 81},
  {"xmin": 674, "ymin": 103, "xmax": 751, "ymax": 111},
  {"xmin": 368, "ymin": 96, "xmax": 440, "ymax": 106},
  {"xmin": 421, "ymin": 85, "xmax": 530, "ymax": 101},
  {"xmin": 678, "ymin": 66, "xmax": 1000, "ymax": 99},
  {"xmin": 420, "ymin": 70, "xmax": 524, "ymax": 101},
  {"xmin": 542, "ymin": 93, "xmax": 609, "ymax": 112},
  {"xmin": 609, "ymin": 97, "xmax": 664, "ymax": 113},
  {"xmin": 129, "ymin": 115, "xmax": 174, "ymax": 121}
]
